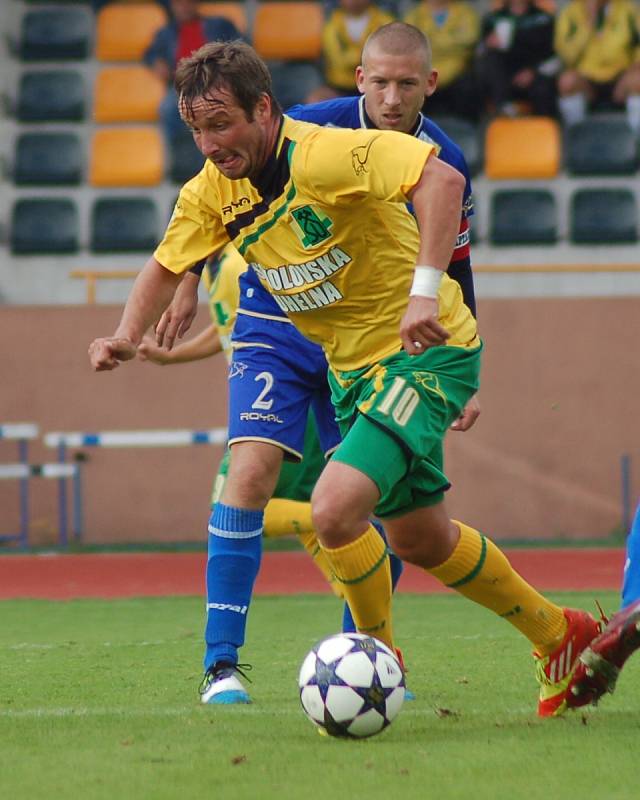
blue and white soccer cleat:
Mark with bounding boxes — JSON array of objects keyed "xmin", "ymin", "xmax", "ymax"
[{"xmin": 199, "ymin": 662, "xmax": 252, "ymax": 704}]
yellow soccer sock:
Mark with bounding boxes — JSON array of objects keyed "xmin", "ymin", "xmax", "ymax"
[
  {"xmin": 427, "ymin": 521, "xmax": 567, "ymax": 655},
  {"xmin": 298, "ymin": 530, "xmax": 343, "ymax": 599},
  {"xmin": 321, "ymin": 524, "xmax": 394, "ymax": 649},
  {"xmin": 263, "ymin": 498, "xmax": 314, "ymax": 537}
]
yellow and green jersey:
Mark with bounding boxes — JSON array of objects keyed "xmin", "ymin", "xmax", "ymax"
[
  {"xmin": 202, "ymin": 244, "xmax": 246, "ymax": 363},
  {"xmin": 155, "ymin": 117, "xmax": 478, "ymax": 373}
]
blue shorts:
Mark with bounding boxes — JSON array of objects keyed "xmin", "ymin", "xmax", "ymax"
[{"xmin": 228, "ymin": 311, "xmax": 341, "ymax": 460}]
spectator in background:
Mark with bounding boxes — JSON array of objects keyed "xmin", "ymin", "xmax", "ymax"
[
  {"xmin": 143, "ymin": 0, "xmax": 240, "ymax": 142},
  {"xmin": 478, "ymin": 0, "xmax": 557, "ymax": 118},
  {"xmin": 555, "ymin": 0, "xmax": 640, "ymax": 132},
  {"xmin": 404, "ymin": 0, "xmax": 481, "ymax": 120},
  {"xmin": 307, "ymin": 0, "xmax": 394, "ymax": 101}
]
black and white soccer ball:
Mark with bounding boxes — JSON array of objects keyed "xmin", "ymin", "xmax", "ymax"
[{"xmin": 298, "ymin": 632, "xmax": 405, "ymax": 738}]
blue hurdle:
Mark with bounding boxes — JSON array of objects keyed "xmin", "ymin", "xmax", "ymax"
[
  {"xmin": 44, "ymin": 428, "xmax": 227, "ymax": 544},
  {"xmin": 0, "ymin": 423, "xmax": 39, "ymax": 548}
]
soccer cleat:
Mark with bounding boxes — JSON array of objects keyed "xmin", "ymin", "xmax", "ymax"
[
  {"xmin": 394, "ymin": 647, "xmax": 415, "ymax": 702},
  {"xmin": 567, "ymin": 599, "xmax": 640, "ymax": 709},
  {"xmin": 534, "ymin": 608, "xmax": 601, "ymax": 717},
  {"xmin": 199, "ymin": 662, "xmax": 252, "ymax": 705}
]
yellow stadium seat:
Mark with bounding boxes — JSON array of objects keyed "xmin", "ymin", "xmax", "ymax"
[
  {"xmin": 484, "ymin": 117, "xmax": 561, "ymax": 179},
  {"xmin": 96, "ymin": 4, "xmax": 167, "ymax": 62},
  {"xmin": 89, "ymin": 128, "xmax": 164, "ymax": 187},
  {"xmin": 199, "ymin": 2, "xmax": 248, "ymax": 34},
  {"xmin": 94, "ymin": 66, "xmax": 164, "ymax": 123},
  {"xmin": 254, "ymin": 2, "xmax": 323, "ymax": 60}
]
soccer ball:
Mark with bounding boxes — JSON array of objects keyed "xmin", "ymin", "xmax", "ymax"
[{"xmin": 298, "ymin": 632, "xmax": 405, "ymax": 738}]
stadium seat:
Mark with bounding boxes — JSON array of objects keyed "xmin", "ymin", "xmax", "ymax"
[
  {"xmin": 490, "ymin": 189, "xmax": 557, "ymax": 245},
  {"xmin": 94, "ymin": 66, "xmax": 164, "ymax": 123},
  {"xmin": 565, "ymin": 117, "xmax": 639, "ymax": 176},
  {"xmin": 169, "ymin": 132, "xmax": 205, "ymax": 183},
  {"xmin": 13, "ymin": 133, "xmax": 83, "ymax": 186},
  {"xmin": 19, "ymin": 8, "xmax": 90, "ymax": 60},
  {"xmin": 199, "ymin": 2, "xmax": 248, "ymax": 33},
  {"xmin": 254, "ymin": 2, "xmax": 323, "ymax": 60},
  {"xmin": 570, "ymin": 189, "xmax": 638, "ymax": 244},
  {"xmin": 429, "ymin": 116, "xmax": 482, "ymax": 177},
  {"xmin": 91, "ymin": 197, "xmax": 160, "ymax": 253},
  {"xmin": 95, "ymin": 4, "xmax": 167, "ymax": 62},
  {"xmin": 16, "ymin": 70, "xmax": 85, "ymax": 122},
  {"xmin": 485, "ymin": 117, "xmax": 561, "ymax": 179},
  {"xmin": 10, "ymin": 199, "xmax": 79, "ymax": 255},
  {"xmin": 89, "ymin": 128, "xmax": 164, "ymax": 187}
]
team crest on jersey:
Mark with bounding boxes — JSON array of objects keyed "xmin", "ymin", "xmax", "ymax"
[
  {"xmin": 351, "ymin": 140, "xmax": 374, "ymax": 176},
  {"xmin": 290, "ymin": 205, "xmax": 333, "ymax": 249}
]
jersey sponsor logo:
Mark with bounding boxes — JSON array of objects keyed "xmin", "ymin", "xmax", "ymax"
[
  {"xmin": 222, "ymin": 197, "xmax": 251, "ymax": 216},
  {"xmin": 351, "ymin": 140, "xmax": 374, "ymax": 176},
  {"xmin": 239, "ymin": 412, "xmax": 284, "ymax": 423},
  {"xmin": 229, "ymin": 360, "xmax": 248, "ymax": 379},
  {"xmin": 251, "ymin": 246, "xmax": 352, "ymax": 314},
  {"xmin": 290, "ymin": 205, "xmax": 333, "ymax": 248},
  {"xmin": 252, "ymin": 246, "xmax": 351, "ymax": 290},
  {"xmin": 207, "ymin": 602, "xmax": 248, "ymax": 614}
]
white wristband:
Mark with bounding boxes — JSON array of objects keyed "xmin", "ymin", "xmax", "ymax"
[{"xmin": 410, "ymin": 266, "xmax": 443, "ymax": 298}]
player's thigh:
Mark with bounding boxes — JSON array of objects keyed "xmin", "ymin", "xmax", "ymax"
[
  {"xmin": 227, "ymin": 346, "xmax": 313, "ymax": 459},
  {"xmin": 223, "ymin": 440, "xmax": 285, "ymax": 508}
]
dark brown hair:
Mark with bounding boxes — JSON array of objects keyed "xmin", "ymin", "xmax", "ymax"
[{"xmin": 174, "ymin": 40, "xmax": 282, "ymax": 120}]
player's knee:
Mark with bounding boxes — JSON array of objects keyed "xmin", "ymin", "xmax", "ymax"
[{"xmin": 311, "ymin": 492, "xmax": 359, "ymax": 547}]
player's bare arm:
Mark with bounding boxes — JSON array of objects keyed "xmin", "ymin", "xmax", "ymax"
[
  {"xmin": 400, "ymin": 156, "xmax": 465, "ymax": 355},
  {"xmin": 138, "ymin": 323, "xmax": 222, "ymax": 365},
  {"xmin": 155, "ymin": 269, "xmax": 201, "ymax": 349},
  {"xmin": 88, "ymin": 257, "xmax": 181, "ymax": 372}
]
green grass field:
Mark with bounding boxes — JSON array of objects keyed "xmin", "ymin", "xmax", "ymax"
[{"xmin": 1, "ymin": 592, "xmax": 639, "ymax": 800}]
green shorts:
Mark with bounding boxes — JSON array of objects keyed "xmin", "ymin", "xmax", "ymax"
[
  {"xmin": 211, "ymin": 412, "xmax": 327, "ymax": 506},
  {"xmin": 329, "ymin": 343, "xmax": 482, "ymax": 518}
]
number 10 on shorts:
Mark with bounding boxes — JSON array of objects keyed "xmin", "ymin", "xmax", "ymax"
[{"xmin": 377, "ymin": 378, "xmax": 419, "ymax": 427}]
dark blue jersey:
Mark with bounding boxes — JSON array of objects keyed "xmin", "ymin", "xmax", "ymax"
[{"xmin": 237, "ymin": 94, "xmax": 476, "ymax": 321}]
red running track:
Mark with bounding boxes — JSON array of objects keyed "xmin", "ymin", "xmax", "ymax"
[{"xmin": 0, "ymin": 549, "xmax": 626, "ymax": 600}]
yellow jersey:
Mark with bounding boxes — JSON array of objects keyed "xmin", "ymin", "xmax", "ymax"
[
  {"xmin": 155, "ymin": 117, "xmax": 478, "ymax": 372},
  {"xmin": 322, "ymin": 7, "xmax": 395, "ymax": 91},
  {"xmin": 555, "ymin": 0, "xmax": 640, "ymax": 82},
  {"xmin": 202, "ymin": 244, "xmax": 246, "ymax": 363},
  {"xmin": 404, "ymin": 1, "xmax": 480, "ymax": 88}
]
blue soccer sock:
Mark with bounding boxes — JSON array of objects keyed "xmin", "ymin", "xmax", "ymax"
[
  {"xmin": 204, "ymin": 503, "xmax": 263, "ymax": 671},
  {"xmin": 622, "ymin": 502, "xmax": 640, "ymax": 609},
  {"xmin": 342, "ymin": 520, "xmax": 403, "ymax": 634}
]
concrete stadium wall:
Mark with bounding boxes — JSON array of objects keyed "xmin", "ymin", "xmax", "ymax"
[{"xmin": 1, "ymin": 298, "xmax": 638, "ymax": 546}]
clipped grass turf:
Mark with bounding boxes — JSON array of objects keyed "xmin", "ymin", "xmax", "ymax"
[{"xmin": 1, "ymin": 592, "xmax": 639, "ymax": 800}]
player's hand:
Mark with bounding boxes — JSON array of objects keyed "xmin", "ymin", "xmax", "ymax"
[
  {"xmin": 137, "ymin": 335, "xmax": 172, "ymax": 365},
  {"xmin": 400, "ymin": 295, "xmax": 450, "ymax": 356},
  {"xmin": 155, "ymin": 271, "xmax": 200, "ymax": 350},
  {"xmin": 88, "ymin": 337, "xmax": 137, "ymax": 371},
  {"xmin": 450, "ymin": 394, "xmax": 481, "ymax": 432}
]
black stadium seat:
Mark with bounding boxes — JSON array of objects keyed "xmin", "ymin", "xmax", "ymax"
[
  {"xmin": 490, "ymin": 189, "xmax": 557, "ymax": 245},
  {"xmin": 91, "ymin": 197, "xmax": 160, "ymax": 253},
  {"xmin": 430, "ymin": 116, "xmax": 482, "ymax": 177},
  {"xmin": 11, "ymin": 199, "xmax": 79, "ymax": 254},
  {"xmin": 14, "ymin": 133, "xmax": 83, "ymax": 186},
  {"xmin": 17, "ymin": 71, "xmax": 85, "ymax": 122},
  {"xmin": 19, "ymin": 8, "xmax": 91, "ymax": 60},
  {"xmin": 566, "ymin": 118, "xmax": 639, "ymax": 176},
  {"xmin": 169, "ymin": 132, "xmax": 205, "ymax": 184},
  {"xmin": 570, "ymin": 188, "xmax": 638, "ymax": 244}
]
